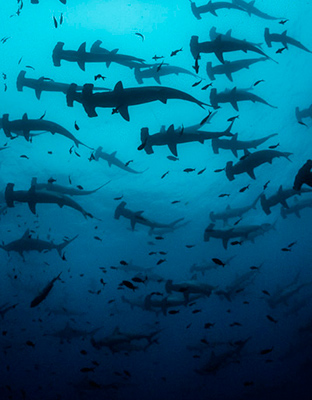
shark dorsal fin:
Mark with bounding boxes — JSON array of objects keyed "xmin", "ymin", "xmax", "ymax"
[
  {"xmin": 22, "ymin": 113, "xmax": 28, "ymax": 120},
  {"xmin": 167, "ymin": 124, "xmax": 175, "ymax": 134},
  {"xmin": 90, "ymin": 40, "xmax": 102, "ymax": 53},
  {"xmin": 22, "ymin": 229, "xmax": 30, "ymax": 239},
  {"xmin": 110, "ymin": 151, "xmax": 117, "ymax": 157},
  {"xmin": 226, "ymin": 29, "xmax": 232, "ymax": 37},
  {"xmin": 78, "ymin": 42, "xmax": 86, "ymax": 53},
  {"xmin": 278, "ymin": 185, "xmax": 283, "ymax": 194},
  {"xmin": 231, "ymin": 133, "xmax": 238, "ymax": 140},
  {"xmin": 114, "ymin": 81, "xmax": 124, "ymax": 92},
  {"xmin": 31, "ymin": 177, "xmax": 37, "ymax": 186},
  {"xmin": 160, "ymin": 125, "xmax": 166, "ymax": 134}
]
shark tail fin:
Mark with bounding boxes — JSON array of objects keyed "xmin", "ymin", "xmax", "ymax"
[{"xmin": 56, "ymin": 234, "xmax": 79, "ymax": 257}]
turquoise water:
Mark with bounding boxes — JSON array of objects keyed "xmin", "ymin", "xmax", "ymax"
[{"xmin": 1, "ymin": 1, "xmax": 312, "ymax": 399}]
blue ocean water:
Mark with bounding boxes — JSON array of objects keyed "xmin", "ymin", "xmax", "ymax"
[{"xmin": 1, "ymin": 1, "xmax": 312, "ymax": 399}]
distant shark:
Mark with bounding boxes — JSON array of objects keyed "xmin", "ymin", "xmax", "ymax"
[
  {"xmin": 0, "ymin": 229, "xmax": 77, "ymax": 259},
  {"xmin": 140, "ymin": 121, "xmax": 234, "ymax": 156},
  {"xmin": 44, "ymin": 323, "xmax": 102, "ymax": 344},
  {"xmin": 134, "ymin": 64, "xmax": 197, "ymax": 84},
  {"xmin": 0, "ymin": 113, "xmax": 90, "ymax": 148},
  {"xmin": 225, "ymin": 149, "xmax": 292, "ymax": 180},
  {"xmin": 260, "ymin": 185, "xmax": 312, "ymax": 215},
  {"xmin": 16, "ymin": 70, "xmax": 108, "ymax": 100},
  {"xmin": 206, "ymin": 57, "xmax": 268, "ymax": 82},
  {"xmin": 114, "ymin": 201, "xmax": 184, "ymax": 233},
  {"xmin": 165, "ymin": 276, "xmax": 217, "ymax": 302},
  {"xmin": 190, "ymin": 34, "xmax": 271, "ymax": 63},
  {"xmin": 190, "ymin": 256, "xmax": 236, "ymax": 275},
  {"xmin": 210, "ymin": 87, "xmax": 277, "ymax": 111},
  {"xmin": 30, "ymin": 177, "xmax": 109, "ymax": 196},
  {"xmin": 211, "ymin": 132, "xmax": 278, "ymax": 157},
  {"xmin": 5, "ymin": 183, "xmax": 94, "ymax": 218},
  {"xmin": 210, "ymin": 195, "xmax": 260, "ymax": 226},
  {"xmin": 66, "ymin": 81, "xmax": 207, "ymax": 120},
  {"xmin": 190, "ymin": 0, "xmax": 245, "ymax": 19},
  {"xmin": 0, "ymin": 302, "xmax": 18, "ymax": 319},
  {"xmin": 280, "ymin": 197, "xmax": 312, "ymax": 219},
  {"xmin": 295, "ymin": 104, "xmax": 312, "ymax": 125},
  {"xmin": 53, "ymin": 41, "xmax": 149, "ymax": 71},
  {"xmin": 232, "ymin": 0, "xmax": 283, "ymax": 20},
  {"xmin": 91, "ymin": 146, "xmax": 145, "ymax": 173},
  {"xmin": 264, "ymin": 28, "xmax": 312, "ymax": 53}
]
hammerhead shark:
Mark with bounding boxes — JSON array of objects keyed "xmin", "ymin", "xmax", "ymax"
[
  {"xmin": 0, "ymin": 113, "xmax": 90, "ymax": 148},
  {"xmin": 264, "ymin": 28, "xmax": 312, "ymax": 54},
  {"xmin": 139, "ymin": 121, "xmax": 234, "ymax": 156},
  {"xmin": 210, "ymin": 195, "xmax": 260, "ymax": 226},
  {"xmin": 190, "ymin": 34, "xmax": 270, "ymax": 63},
  {"xmin": 204, "ymin": 222, "xmax": 272, "ymax": 248},
  {"xmin": 5, "ymin": 183, "xmax": 93, "ymax": 218},
  {"xmin": 91, "ymin": 326, "xmax": 161, "ymax": 352},
  {"xmin": 190, "ymin": 256, "xmax": 236, "ymax": 276},
  {"xmin": 206, "ymin": 57, "xmax": 268, "ymax": 81},
  {"xmin": 189, "ymin": 0, "xmax": 245, "ymax": 19},
  {"xmin": 66, "ymin": 80, "xmax": 207, "ymax": 120},
  {"xmin": 280, "ymin": 197, "xmax": 312, "ymax": 219},
  {"xmin": 0, "ymin": 229, "xmax": 77, "ymax": 259},
  {"xmin": 260, "ymin": 185, "xmax": 312, "ymax": 215},
  {"xmin": 165, "ymin": 277, "xmax": 217, "ymax": 302},
  {"xmin": 210, "ymin": 87, "xmax": 277, "ymax": 111},
  {"xmin": 144, "ymin": 293, "xmax": 201, "ymax": 316},
  {"xmin": 134, "ymin": 64, "xmax": 197, "ymax": 84},
  {"xmin": 232, "ymin": 0, "xmax": 283, "ymax": 20},
  {"xmin": 30, "ymin": 177, "xmax": 110, "ymax": 196},
  {"xmin": 211, "ymin": 132, "xmax": 278, "ymax": 157},
  {"xmin": 45, "ymin": 323, "xmax": 103, "ymax": 344},
  {"xmin": 53, "ymin": 41, "xmax": 148, "ymax": 71},
  {"xmin": 114, "ymin": 201, "xmax": 184, "ymax": 233},
  {"xmin": 225, "ymin": 149, "xmax": 292, "ymax": 180},
  {"xmin": 16, "ymin": 70, "xmax": 108, "ymax": 100},
  {"xmin": 91, "ymin": 146, "xmax": 145, "ymax": 173},
  {"xmin": 295, "ymin": 105, "xmax": 312, "ymax": 125}
]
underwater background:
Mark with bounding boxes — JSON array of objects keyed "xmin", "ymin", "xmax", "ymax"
[{"xmin": 1, "ymin": 1, "xmax": 312, "ymax": 399}]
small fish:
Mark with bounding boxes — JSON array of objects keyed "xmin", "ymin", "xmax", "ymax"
[
  {"xmin": 214, "ymin": 168, "xmax": 225, "ymax": 173},
  {"xmin": 89, "ymin": 380, "xmax": 101, "ymax": 389},
  {"xmin": 120, "ymin": 260, "xmax": 128, "ymax": 266},
  {"xmin": 94, "ymin": 236, "xmax": 102, "ymax": 241},
  {"xmin": 192, "ymin": 309, "xmax": 201, "ymax": 314},
  {"xmin": 170, "ymin": 48, "xmax": 182, "ymax": 57},
  {"xmin": 132, "ymin": 276, "xmax": 147, "ymax": 284},
  {"xmin": 53, "ymin": 16, "xmax": 58, "ymax": 28},
  {"xmin": 186, "ymin": 323, "xmax": 192, "ymax": 329},
  {"xmin": 200, "ymin": 111, "xmax": 212, "ymax": 126},
  {"xmin": 167, "ymin": 156, "xmax": 179, "ymax": 161},
  {"xmin": 229, "ymin": 322, "xmax": 242, "ymax": 327},
  {"xmin": 69, "ymin": 146, "xmax": 74, "ymax": 154},
  {"xmin": 25, "ymin": 65, "xmax": 35, "ymax": 70},
  {"xmin": 74, "ymin": 150, "xmax": 81, "ymax": 157},
  {"xmin": 263, "ymin": 180, "xmax": 270, "ymax": 190},
  {"xmin": 135, "ymin": 32, "xmax": 145, "ymax": 42},
  {"xmin": 68, "ymin": 176, "xmax": 72, "ymax": 185},
  {"xmin": 201, "ymin": 83, "xmax": 212, "ymax": 90},
  {"xmin": 80, "ymin": 350, "xmax": 87, "ymax": 355},
  {"xmin": 74, "ymin": 121, "xmax": 79, "ymax": 131},
  {"xmin": 219, "ymin": 193, "xmax": 230, "ymax": 198},
  {"xmin": 276, "ymin": 47, "xmax": 287, "ymax": 54},
  {"xmin": 171, "ymin": 200, "xmax": 180, "ymax": 204},
  {"xmin": 266, "ymin": 315, "xmax": 278, "ymax": 323},
  {"xmin": 121, "ymin": 280, "xmax": 138, "ymax": 291},
  {"xmin": 260, "ymin": 347, "xmax": 273, "ymax": 355},
  {"xmin": 156, "ymin": 259, "xmax": 166, "ymax": 265},
  {"xmin": 125, "ymin": 160, "xmax": 133, "ymax": 167},
  {"xmin": 149, "ymin": 251, "xmax": 157, "ymax": 255},
  {"xmin": 201, "ymin": 338, "xmax": 209, "ymax": 345},
  {"xmin": 239, "ymin": 185, "xmax": 250, "ymax": 193},
  {"xmin": 77, "ymin": 185, "xmax": 83, "ymax": 190},
  {"xmin": 48, "ymin": 177, "xmax": 56, "ymax": 183},
  {"xmin": 60, "ymin": 13, "xmax": 63, "ymax": 25},
  {"xmin": 157, "ymin": 60, "xmax": 164, "ymax": 72},
  {"xmin": 250, "ymin": 266, "xmax": 259, "ymax": 270},
  {"xmin": 254, "ymin": 79, "xmax": 265, "ymax": 87},
  {"xmin": 124, "ymin": 370, "xmax": 131, "ymax": 378},
  {"xmin": 244, "ymin": 382, "xmax": 254, "ymax": 387},
  {"xmin": 281, "ymin": 247, "xmax": 291, "ymax": 252},
  {"xmin": 279, "ymin": 19, "xmax": 289, "ymax": 25},
  {"xmin": 152, "ymin": 55, "xmax": 164, "ymax": 61},
  {"xmin": 204, "ymin": 323, "xmax": 215, "ymax": 329},
  {"xmin": 193, "ymin": 55, "xmax": 199, "ymax": 74},
  {"xmin": 168, "ymin": 310, "xmax": 180, "ymax": 314},
  {"xmin": 184, "ymin": 168, "xmax": 195, "ymax": 173},
  {"xmin": 288, "ymin": 241, "xmax": 297, "ymax": 248},
  {"xmin": 212, "ymin": 258, "xmax": 225, "ymax": 267},
  {"xmin": 4, "ymin": 83, "xmax": 7, "ymax": 92},
  {"xmin": 26, "ymin": 340, "xmax": 35, "ymax": 348},
  {"xmin": 114, "ymin": 196, "xmax": 123, "ymax": 201},
  {"xmin": 234, "ymin": 218, "xmax": 242, "ymax": 226},
  {"xmin": 192, "ymin": 79, "xmax": 202, "ymax": 87},
  {"xmin": 94, "ymin": 74, "xmax": 106, "ymax": 81},
  {"xmin": 159, "ymin": 251, "xmax": 167, "ymax": 255},
  {"xmin": 268, "ymin": 143, "xmax": 279, "ymax": 149},
  {"xmin": 227, "ymin": 115, "xmax": 239, "ymax": 122},
  {"xmin": 80, "ymin": 367, "xmax": 95, "ymax": 373},
  {"xmin": 155, "ymin": 236, "xmax": 164, "ymax": 240},
  {"xmin": 262, "ymin": 290, "xmax": 270, "ymax": 296},
  {"xmin": 20, "ymin": 155, "xmax": 29, "ymax": 159},
  {"xmin": 230, "ymin": 240, "xmax": 243, "ymax": 246},
  {"xmin": 161, "ymin": 171, "xmax": 169, "ymax": 179},
  {"xmin": 186, "ymin": 244, "xmax": 195, "ymax": 248}
]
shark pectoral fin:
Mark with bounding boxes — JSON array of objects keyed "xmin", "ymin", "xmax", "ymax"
[
  {"xmin": 130, "ymin": 218, "xmax": 136, "ymax": 230},
  {"xmin": 210, "ymin": 10, "xmax": 218, "ymax": 16},
  {"xmin": 225, "ymin": 71, "xmax": 233, "ymax": 82},
  {"xmin": 247, "ymin": 169, "xmax": 256, "ymax": 179},
  {"xmin": 230, "ymin": 101, "xmax": 239, "ymax": 111},
  {"xmin": 105, "ymin": 61, "xmax": 112, "ymax": 68},
  {"xmin": 118, "ymin": 106, "xmax": 130, "ymax": 121},
  {"xmin": 23, "ymin": 130, "xmax": 30, "ymax": 141},
  {"xmin": 114, "ymin": 81, "xmax": 124, "ymax": 92},
  {"xmin": 295, "ymin": 211, "xmax": 301, "ymax": 218},
  {"xmin": 222, "ymin": 238, "xmax": 229, "ymax": 249},
  {"xmin": 168, "ymin": 143, "xmax": 178, "ymax": 157},
  {"xmin": 77, "ymin": 60, "xmax": 86, "ymax": 71},
  {"xmin": 280, "ymin": 199, "xmax": 289, "ymax": 209},
  {"xmin": 154, "ymin": 76, "xmax": 161, "ymax": 85},
  {"xmin": 28, "ymin": 202, "xmax": 37, "ymax": 214},
  {"xmin": 231, "ymin": 149, "xmax": 238, "ymax": 157},
  {"xmin": 22, "ymin": 229, "xmax": 30, "ymax": 239},
  {"xmin": 215, "ymin": 51, "xmax": 225, "ymax": 64},
  {"xmin": 90, "ymin": 40, "xmax": 102, "ymax": 53}
]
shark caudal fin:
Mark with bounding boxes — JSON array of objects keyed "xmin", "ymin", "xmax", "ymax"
[
  {"xmin": 52, "ymin": 42, "xmax": 65, "ymax": 67},
  {"xmin": 206, "ymin": 62, "xmax": 215, "ymax": 80},
  {"xmin": 56, "ymin": 234, "xmax": 79, "ymax": 257}
]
